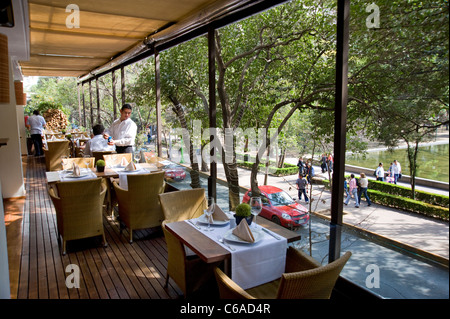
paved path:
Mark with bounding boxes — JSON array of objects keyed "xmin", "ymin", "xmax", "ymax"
[{"xmin": 212, "ymin": 161, "xmax": 449, "ymax": 259}]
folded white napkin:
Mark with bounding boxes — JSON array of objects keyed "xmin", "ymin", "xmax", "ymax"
[
  {"xmin": 72, "ymin": 163, "xmax": 81, "ymax": 176},
  {"xmin": 212, "ymin": 205, "xmax": 229, "ymax": 221},
  {"xmin": 121, "ymin": 157, "xmax": 129, "ymax": 167},
  {"xmin": 125, "ymin": 161, "xmax": 136, "ymax": 171},
  {"xmin": 232, "ymin": 219, "xmax": 255, "ymax": 243}
]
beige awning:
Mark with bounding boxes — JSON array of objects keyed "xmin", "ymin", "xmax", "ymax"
[{"xmin": 19, "ymin": 0, "xmax": 228, "ymax": 77}]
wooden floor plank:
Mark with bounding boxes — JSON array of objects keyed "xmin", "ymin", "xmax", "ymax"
[{"xmin": 8, "ymin": 155, "xmax": 179, "ymax": 300}]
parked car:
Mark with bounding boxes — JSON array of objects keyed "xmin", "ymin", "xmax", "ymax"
[
  {"xmin": 242, "ymin": 185, "xmax": 309, "ymax": 229},
  {"xmin": 163, "ymin": 163, "xmax": 186, "ymax": 182}
]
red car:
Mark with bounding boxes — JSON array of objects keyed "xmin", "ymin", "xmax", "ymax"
[
  {"xmin": 242, "ymin": 185, "xmax": 309, "ymax": 229},
  {"xmin": 163, "ymin": 164, "xmax": 186, "ymax": 182}
]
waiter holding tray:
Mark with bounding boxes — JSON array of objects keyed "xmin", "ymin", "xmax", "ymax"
[{"xmin": 104, "ymin": 104, "xmax": 137, "ymax": 154}]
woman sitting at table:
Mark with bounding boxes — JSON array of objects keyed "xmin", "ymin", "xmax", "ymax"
[{"xmin": 84, "ymin": 124, "xmax": 116, "ymax": 156}]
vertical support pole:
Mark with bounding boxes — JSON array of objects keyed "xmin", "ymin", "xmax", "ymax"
[
  {"xmin": 154, "ymin": 47, "xmax": 163, "ymax": 157},
  {"xmin": 112, "ymin": 70, "xmax": 117, "ymax": 120},
  {"xmin": 96, "ymin": 77, "xmax": 101, "ymax": 123},
  {"xmin": 82, "ymin": 82, "xmax": 86, "ymax": 127},
  {"xmin": 208, "ymin": 26, "xmax": 217, "ymax": 204},
  {"xmin": 329, "ymin": 0, "xmax": 350, "ymax": 263},
  {"xmin": 89, "ymin": 80, "xmax": 93, "ymax": 129},
  {"xmin": 77, "ymin": 83, "xmax": 81, "ymax": 126},
  {"xmin": 121, "ymin": 66, "xmax": 126, "ymax": 105}
]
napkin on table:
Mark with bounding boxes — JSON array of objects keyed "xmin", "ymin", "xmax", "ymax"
[
  {"xmin": 212, "ymin": 205, "xmax": 229, "ymax": 221},
  {"xmin": 125, "ymin": 161, "xmax": 137, "ymax": 171},
  {"xmin": 121, "ymin": 157, "xmax": 129, "ymax": 167},
  {"xmin": 72, "ymin": 163, "xmax": 81, "ymax": 176},
  {"xmin": 232, "ymin": 219, "xmax": 255, "ymax": 243}
]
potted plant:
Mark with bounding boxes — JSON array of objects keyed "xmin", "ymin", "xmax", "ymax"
[
  {"xmin": 96, "ymin": 159, "xmax": 106, "ymax": 172},
  {"xmin": 234, "ymin": 203, "xmax": 253, "ymax": 226}
]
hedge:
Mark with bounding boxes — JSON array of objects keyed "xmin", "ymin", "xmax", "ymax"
[
  {"xmin": 367, "ymin": 189, "xmax": 449, "ymax": 221},
  {"xmin": 367, "ymin": 179, "xmax": 449, "ymax": 208},
  {"xmin": 236, "ymin": 155, "xmax": 299, "ymax": 176},
  {"xmin": 321, "ymin": 178, "xmax": 449, "ymax": 221}
]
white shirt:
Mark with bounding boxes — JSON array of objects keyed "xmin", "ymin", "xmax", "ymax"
[
  {"xmin": 393, "ymin": 162, "xmax": 401, "ymax": 174},
  {"xmin": 27, "ymin": 115, "xmax": 46, "ymax": 135},
  {"xmin": 376, "ymin": 166, "xmax": 384, "ymax": 178},
  {"xmin": 107, "ymin": 118, "xmax": 137, "ymax": 147},
  {"xmin": 83, "ymin": 135, "xmax": 116, "ymax": 156},
  {"xmin": 359, "ymin": 177, "xmax": 369, "ymax": 188}
]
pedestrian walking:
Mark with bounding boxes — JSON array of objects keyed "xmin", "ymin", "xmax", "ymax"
[
  {"xmin": 295, "ymin": 173, "xmax": 309, "ymax": 203},
  {"xmin": 344, "ymin": 174, "xmax": 359, "ymax": 207},
  {"xmin": 305, "ymin": 162, "xmax": 315, "ymax": 184},
  {"xmin": 358, "ymin": 173, "xmax": 372, "ymax": 206},
  {"xmin": 393, "ymin": 160, "xmax": 402, "ymax": 184},
  {"xmin": 297, "ymin": 156, "xmax": 305, "ymax": 176},
  {"xmin": 321, "ymin": 154, "xmax": 327, "ymax": 173},
  {"xmin": 375, "ymin": 162, "xmax": 385, "ymax": 181},
  {"xmin": 344, "ymin": 177, "xmax": 349, "ymax": 198}
]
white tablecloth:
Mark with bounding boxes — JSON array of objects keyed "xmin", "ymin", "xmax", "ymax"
[
  {"xmin": 58, "ymin": 168, "xmax": 97, "ymax": 181},
  {"xmin": 187, "ymin": 215, "xmax": 287, "ymax": 289},
  {"xmin": 113, "ymin": 164, "xmax": 151, "ymax": 190}
]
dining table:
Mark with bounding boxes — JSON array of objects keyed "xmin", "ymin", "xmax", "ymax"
[
  {"xmin": 46, "ymin": 161, "xmax": 179, "ymax": 215},
  {"xmin": 165, "ymin": 213, "xmax": 301, "ymax": 289}
]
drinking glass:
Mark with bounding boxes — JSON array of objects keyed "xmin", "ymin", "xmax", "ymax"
[
  {"xmin": 60, "ymin": 155, "xmax": 68, "ymax": 171},
  {"xmin": 134, "ymin": 150, "xmax": 141, "ymax": 164},
  {"xmin": 83, "ymin": 155, "xmax": 91, "ymax": 169},
  {"xmin": 250, "ymin": 197, "xmax": 262, "ymax": 228},
  {"xmin": 203, "ymin": 197, "xmax": 215, "ymax": 231}
]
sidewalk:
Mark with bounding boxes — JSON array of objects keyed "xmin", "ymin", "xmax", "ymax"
[{"xmin": 211, "ymin": 160, "xmax": 449, "ymax": 260}]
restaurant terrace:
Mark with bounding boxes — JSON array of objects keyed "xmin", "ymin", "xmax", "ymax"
[{"xmin": 1, "ymin": 0, "xmax": 448, "ymax": 308}]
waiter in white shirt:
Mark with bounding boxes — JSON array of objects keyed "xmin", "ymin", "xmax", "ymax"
[
  {"xmin": 103, "ymin": 104, "xmax": 137, "ymax": 154},
  {"xmin": 26, "ymin": 110, "xmax": 46, "ymax": 156}
]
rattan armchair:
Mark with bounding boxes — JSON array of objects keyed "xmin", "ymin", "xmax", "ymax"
[
  {"xmin": 112, "ymin": 171, "xmax": 165, "ymax": 243},
  {"xmin": 44, "ymin": 140, "xmax": 70, "ymax": 171},
  {"xmin": 214, "ymin": 247, "xmax": 352, "ymax": 299},
  {"xmin": 162, "ymin": 221, "xmax": 219, "ymax": 298},
  {"xmin": 47, "ymin": 178, "xmax": 107, "ymax": 255},
  {"xmin": 158, "ymin": 188, "xmax": 206, "ymax": 223},
  {"xmin": 61, "ymin": 157, "xmax": 95, "ymax": 169},
  {"xmin": 92, "ymin": 151, "xmax": 115, "ymax": 165}
]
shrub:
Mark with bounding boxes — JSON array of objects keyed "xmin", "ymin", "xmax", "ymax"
[
  {"xmin": 235, "ymin": 203, "xmax": 251, "ymax": 217},
  {"xmin": 368, "ymin": 189, "xmax": 449, "ymax": 221},
  {"xmin": 367, "ymin": 179, "xmax": 449, "ymax": 208},
  {"xmin": 96, "ymin": 159, "xmax": 105, "ymax": 167}
]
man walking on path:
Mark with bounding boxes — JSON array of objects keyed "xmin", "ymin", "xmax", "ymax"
[
  {"xmin": 296, "ymin": 173, "xmax": 309, "ymax": 203},
  {"xmin": 26, "ymin": 110, "xmax": 46, "ymax": 156},
  {"xmin": 344, "ymin": 174, "xmax": 359, "ymax": 207},
  {"xmin": 375, "ymin": 162, "xmax": 385, "ymax": 181},
  {"xmin": 358, "ymin": 173, "xmax": 372, "ymax": 206},
  {"xmin": 393, "ymin": 160, "xmax": 402, "ymax": 184}
]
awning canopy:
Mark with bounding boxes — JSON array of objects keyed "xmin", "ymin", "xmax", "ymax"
[{"xmin": 19, "ymin": 0, "xmax": 283, "ymax": 79}]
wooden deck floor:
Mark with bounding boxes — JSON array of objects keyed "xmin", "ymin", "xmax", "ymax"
[{"xmin": 6, "ymin": 155, "xmax": 183, "ymax": 299}]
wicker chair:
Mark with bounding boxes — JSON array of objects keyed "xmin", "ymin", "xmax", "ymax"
[
  {"xmin": 158, "ymin": 188, "xmax": 206, "ymax": 223},
  {"xmin": 103, "ymin": 153, "xmax": 132, "ymax": 167},
  {"xmin": 214, "ymin": 247, "xmax": 352, "ymax": 299},
  {"xmin": 44, "ymin": 140, "xmax": 70, "ymax": 171},
  {"xmin": 112, "ymin": 171, "xmax": 165, "ymax": 243},
  {"xmin": 162, "ymin": 221, "xmax": 219, "ymax": 298},
  {"xmin": 61, "ymin": 157, "xmax": 95, "ymax": 169},
  {"xmin": 47, "ymin": 178, "xmax": 107, "ymax": 255},
  {"xmin": 92, "ymin": 151, "xmax": 115, "ymax": 165}
]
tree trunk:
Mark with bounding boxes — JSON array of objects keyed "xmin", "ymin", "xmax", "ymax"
[
  {"xmin": 169, "ymin": 96, "xmax": 201, "ymax": 189},
  {"xmin": 222, "ymin": 148, "xmax": 241, "ymax": 210}
]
